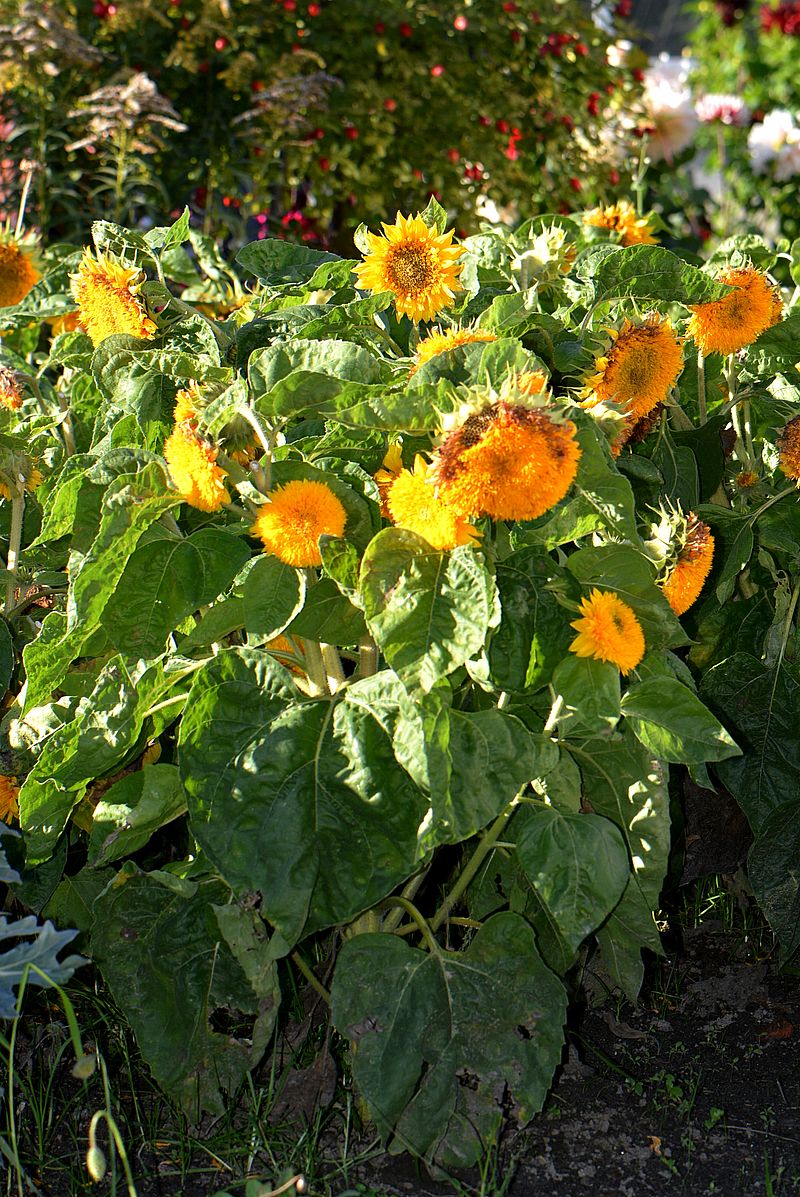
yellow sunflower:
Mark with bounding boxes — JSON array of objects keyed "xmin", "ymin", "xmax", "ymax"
[
  {"xmin": 0, "ymin": 365, "xmax": 23, "ymax": 411},
  {"xmin": 0, "ymin": 775, "xmax": 19, "ymax": 823},
  {"xmin": 163, "ymin": 424, "xmax": 230, "ymax": 513},
  {"xmin": 582, "ymin": 315, "xmax": 684, "ymax": 421},
  {"xmin": 582, "ymin": 200, "xmax": 658, "ymax": 247},
  {"xmin": 374, "ymin": 441, "xmax": 404, "ymax": 516},
  {"xmin": 434, "ymin": 400, "xmax": 582, "ymax": 522},
  {"xmin": 387, "ymin": 455, "xmax": 479, "ymax": 551},
  {"xmin": 353, "ymin": 211, "xmax": 465, "ymax": 323},
  {"xmin": 569, "ymin": 589, "xmax": 645, "ymax": 674},
  {"xmin": 410, "ymin": 325, "xmax": 498, "ymax": 374},
  {"xmin": 0, "ymin": 456, "xmax": 42, "ymax": 501},
  {"xmin": 687, "ymin": 265, "xmax": 782, "ymax": 357},
  {"xmin": 70, "ymin": 248, "xmax": 156, "ymax": 346},
  {"xmin": 779, "ymin": 415, "xmax": 800, "ymax": 484},
  {"xmin": 252, "ymin": 479, "xmax": 347, "ymax": 567},
  {"xmin": 0, "ymin": 228, "xmax": 40, "ymax": 308},
  {"xmin": 174, "ymin": 384, "xmax": 201, "ymax": 426},
  {"xmin": 661, "ymin": 516, "xmax": 715, "ymax": 616}
]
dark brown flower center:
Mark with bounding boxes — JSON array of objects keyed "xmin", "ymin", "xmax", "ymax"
[{"xmin": 386, "ymin": 244, "xmax": 435, "ymax": 294}]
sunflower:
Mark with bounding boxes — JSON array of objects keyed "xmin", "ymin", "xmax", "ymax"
[
  {"xmin": 174, "ymin": 384, "xmax": 201, "ymax": 426},
  {"xmin": 353, "ymin": 211, "xmax": 465, "ymax": 322},
  {"xmin": 686, "ymin": 265, "xmax": 782, "ymax": 356},
  {"xmin": 374, "ymin": 441, "xmax": 404, "ymax": 516},
  {"xmin": 410, "ymin": 325, "xmax": 497, "ymax": 374},
  {"xmin": 569, "ymin": 589, "xmax": 645, "ymax": 674},
  {"xmin": 252, "ymin": 479, "xmax": 347, "ymax": 567},
  {"xmin": 434, "ymin": 400, "xmax": 581, "ymax": 522},
  {"xmin": 582, "ymin": 200, "xmax": 658, "ymax": 247},
  {"xmin": 736, "ymin": 470, "xmax": 759, "ymax": 490},
  {"xmin": 517, "ymin": 369, "xmax": 550, "ymax": 397},
  {"xmin": 0, "ymin": 228, "xmax": 40, "ymax": 308},
  {"xmin": 70, "ymin": 248, "xmax": 156, "ymax": 346},
  {"xmin": 387, "ymin": 455, "xmax": 479, "ymax": 551},
  {"xmin": 582, "ymin": 316, "xmax": 683, "ymax": 421},
  {"xmin": 661, "ymin": 516, "xmax": 715, "ymax": 616},
  {"xmin": 163, "ymin": 424, "xmax": 230, "ymax": 513},
  {"xmin": 0, "ymin": 455, "xmax": 42, "ymax": 501},
  {"xmin": 779, "ymin": 415, "xmax": 800, "ymax": 483},
  {"xmin": 0, "ymin": 365, "xmax": 23, "ymax": 411},
  {"xmin": 0, "ymin": 775, "xmax": 19, "ymax": 823}
]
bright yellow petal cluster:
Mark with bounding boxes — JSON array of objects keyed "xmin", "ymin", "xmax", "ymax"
[
  {"xmin": 70, "ymin": 248, "xmax": 156, "ymax": 346},
  {"xmin": 0, "ymin": 775, "xmax": 19, "ymax": 823},
  {"xmin": 252, "ymin": 479, "xmax": 347, "ymax": 567},
  {"xmin": 661, "ymin": 517, "xmax": 715, "ymax": 616},
  {"xmin": 434, "ymin": 401, "xmax": 581, "ymax": 522},
  {"xmin": 582, "ymin": 200, "xmax": 658, "ymax": 247},
  {"xmin": 410, "ymin": 325, "xmax": 497, "ymax": 374},
  {"xmin": 517, "ymin": 370, "xmax": 550, "ymax": 397},
  {"xmin": 0, "ymin": 365, "xmax": 23, "ymax": 411},
  {"xmin": 582, "ymin": 315, "xmax": 684, "ymax": 421},
  {"xmin": 779, "ymin": 415, "xmax": 800, "ymax": 484},
  {"xmin": 0, "ymin": 462, "xmax": 43, "ymax": 501},
  {"xmin": 174, "ymin": 384, "xmax": 201, "ymax": 426},
  {"xmin": 354, "ymin": 212, "xmax": 465, "ymax": 323},
  {"xmin": 0, "ymin": 230, "xmax": 39, "ymax": 307},
  {"xmin": 687, "ymin": 266, "xmax": 782, "ymax": 357},
  {"xmin": 387, "ymin": 456, "xmax": 479, "ymax": 551},
  {"xmin": 374, "ymin": 442, "xmax": 404, "ymax": 516},
  {"xmin": 569, "ymin": 589, "xmax": 645, "ymax": 674},
  {"xmin": 164, "ymin": 424, "xmax": 230, "ymax": 513}
]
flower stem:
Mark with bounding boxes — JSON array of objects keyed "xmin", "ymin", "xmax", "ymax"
[
  {"xmin": 697, "ymin": 350, "xmax": 707, "ymax": 425},
  {"xmin": 4, "ymin": 485, "xmax": 24, "ymax": 614},
  {"xmin": 299, "ymin": 638, "xmax": 329, "ymax": 696},
  {"xmin": 320, "ymin": 643, "xmax": 346, "ymax": 692},
  {"xmin": 291, "ymin": 950, "xmax": 331, "ymax": 1004},
  {"xmin": 382, "ymin": 869, "xmax": 429, "ymax": 933},
  {"xmin": 377, "ymin": 897, "xmax": 438, "ymax": 953},
  {"xmin": 429, "ymin": 792, "xmax": 522, "ymax": 933},
  {"xmin": 358, "ymin": 634, "xmax": 379, "ymax": 678}
]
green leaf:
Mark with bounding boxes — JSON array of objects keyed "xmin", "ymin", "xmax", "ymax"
[
  {"xmin": 359, "ymin": 530, "xmax": 498, "ymax": 693},
  {"xmin": 515, "ymin": 807, "xmax": 629, "ymax": 954},
  {"xmin": 550, "ymin": 655, "xmax": 621, "ymax": 737},
  {"xmin": 0, "ymin": 617, "xmax": 13, "ymax": 694},
  {"xmin": 487, "ymin": 550, "xmax": 573, "ymax": 693},
  {"xmin": 144, "ymin": 207, "xmax": 191, "ymax": 252},
  {"xmin": 236, "ymin": 240, "xmax": 340, "ymax": 285},
  {"xmin": 419, "ymin": 194, "xmax": 448, "ymax": 234},
  {"xmin": 747, "ymin": 804, "xmax": 800, "ymax": 962},
  {"xmin": 592, "ymin": 246, "xmax": 732, "ymax": 305},
  {"xmin": 242, "ymin": 556, "xmax": 305, "ymax": 642},
  {"xmin": 621, "ymin": 677, "xmax": 740, "ymax": 764},
  {"xmin": 744, "ymin": 312, "xmax": 800, "ymax": 376},
  {"xmin": 92, "ymin": 221, "xmax": 155, "ymax": 269},
  {"xmin": 91, "ymin": 870, "xmax": 277, "ymax": 1115},
  {"xmin": 102, "ymin": 528, "xmax": 250, "ymax": 658},
  {"xmin": 88, "ymin": 765, "xmax": 187, "ymax": 867},
  {"xmin": 331, "ymin": 914, "xmax": 566, "ymax": 1168},
  {"xmin": 594, "ymin": 877, "xmax": 663, "ymax": 1000},
  {"xmin": 286, "ymin": 577, "xmax": 366, "ymax": 645},
  {"xmin": 179, "ymin": 651, "xmax": 428, "ymax": 947}
]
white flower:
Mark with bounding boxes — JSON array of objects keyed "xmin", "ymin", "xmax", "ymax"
[
  {"xmin": 641, "ymin": 54, "xmax": 698, "ymax": 162},
  {"xmin": 695, "ymin": 94, "xmax": 750, "ymax": 127},
  {"xmin": 748, "ymin": 110, "xmax": 800, "ymax": 179}
]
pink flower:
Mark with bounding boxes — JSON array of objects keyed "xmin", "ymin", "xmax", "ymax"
[{"xmin": 695, "ymin": 94, "xmax": 751, "ymax": 126}]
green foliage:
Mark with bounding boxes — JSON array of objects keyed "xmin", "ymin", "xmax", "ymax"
[{"xmin": 6, "ymin": 211, "xmax": 797, "ymax": 1175}]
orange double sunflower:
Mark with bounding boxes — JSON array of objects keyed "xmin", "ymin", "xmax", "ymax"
[
  {"xmin": 660, "ymin": 516, "xmax": 715, "ymax": 616},
  {"xmin": 569, "ymin": 589, "xmax": 645, "ymax": 675},
  {"xmin": 70, "ymin": 248, "xmax": 156, "ymax": 346},
  {"xmin": 582, "ymin": 315, "xmax": 684, "ymax": 422},
  {"xmin": 687, "ymin": 265, "xmax": 782, "ymax": 357}
]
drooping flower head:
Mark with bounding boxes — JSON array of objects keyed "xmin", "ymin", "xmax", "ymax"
[
  {"xmin": 0, "ymin": 227, "xmax": 40, "ymax": 308},
  {"xmin": 0, "ymin": 452, "xmax": 43, "ymax": 501},
  {"xmin": 0, "ymin": 775, "xmax": 19, "ymax": 823},
  {"xmin": 687, "ymin": 265, "xmax": 782, "ymax": 356},
  {"xmin": 569, "ymin": 589, "xmax": 645, "ymax": 674},
  {"xmin": 0, "ymin": 365, "xmax": 24, "ymax": 411},
  {"xmin": 353, "ymin": 211, "xmax": 465, "ymax": 322},
  {"xmin": 517, "ymin": 369, "xmax": 551, "ymax": 398},
  {"xmin": 252, "ymin": 479, "xmax": 347, "ymax": 567},
  {"xmin": 661, "ymin": 515, "xmax": 715, "ymax": 616},
  {"xmin": 582, "ymin": 200, "xmax": 658, "ymax": 247},
  {"xmin": 779, "ymin": 415, "xmax": 800, "ymax": 483},
  {"xmin": 387, "ymin": 455, "xmax": 479, "ymax": 551},
  {"xmin": 164, "ymin": 423, "xmax": 230, "ymax": 513},
  {"xmin": 581, "ymin": 315, "xmax": 684, "ymax": 421},
  {"xmin": 433, "ymin": 380, "xmax": 582, "ymax": 522},
  {"xmin": 511, "ymin": 224, "xmax": 577, "ymax": 285},
  {"xmin": 410, "ymin": 325, "xmax": 497, "ymax": 375},
  {"xmin": 174, "ymin": 383, "xmax": 201, "ymax": 426},
  {"xmin": 70, "ymin": 248, "xmax": 156, "ymax": 346}
]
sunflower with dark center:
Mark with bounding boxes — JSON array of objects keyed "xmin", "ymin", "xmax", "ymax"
[{"xmin": 354, "ymin": 212, "xmax": 465, "ymax": 323}]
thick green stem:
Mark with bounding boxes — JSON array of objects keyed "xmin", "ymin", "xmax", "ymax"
[
  {"xmin": 4, "ymin": 485, "xmax": 24, "ymax": 613},
  {"xmin": 299, "ymin": 638, "xmax": 329, "ymax": 696},
  {"xmin": 320, "ymin": 643, "xmax": 346, "ymax": 692},
  {"xmin": 383, "ymin": 869, "xmax": 429, "ymax": 933},
  {"xmin": 697, "ymin": 350, "xmax": 707, "ymax": 426},
  {"xmin": 430, "ymin": 794, "xmax": 522, "ymax": 933},
  {"xmin": 377, "ymin": 897, "xmax": 438, "ymax": 953},
  {"xmin": 359, "ymin": 634, "xmax": 379, "ymax": 678},
  {"xmin": 291, "ymin": 950, "xmax": 331, "ymax": 1004}
]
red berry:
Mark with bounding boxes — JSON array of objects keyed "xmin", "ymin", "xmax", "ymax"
[
  {"xmin": 308, "ymin": 2, "xmax": 321, "ymax": 13},
  {"xmin": 214, "ymin": 36, "xmax": 227, "ymax": 50},
  {"xmin": 313, "ymin": 127, "xmax": 325, "ymax": 139},
  {"xmin": 561, "ymin": 115, "xmax": 574, "ymax": 130},
  {"xmin": 615, "ymin": 0, "xmax": 632, "ymax": 15},
  {"xmin": 431, "ymin": 64, "xmax": 445, "ymax": 76},
  {"xmin": 447, "ymin": 147, "xmax": 460, "ymax": 162},
  {"xmin": 605, "ymin": 82, "xmax": 616, "ymax": 94},
  {"xmin": 575, "ymin": 41, "xmax": 588, "ymax": 56},
  {"xmin": 251, "ymin": 79, "xmax": 264, "ymax": 92},
  {"xmin": 384, "ymin": 98, "xmax": 397, "ymax": 112},
  {"xmin": 502, "ymin": 1, "xmax": 517, "ymax": 10},
  {"xmin": 319, "ymin": 156, "xmax": 330, "ymax": 171},
  {"xmin": 399, "ymin": 22, "xmax": 412, "ymax": 36},
  {"xmin": 496, "ymin": 118, "xmax": 510, "ymax": 133},
  {"xmin": 569, "ymin": 177, "xmax": 582, "ymax": 191},
  {"xmin": 610, "ymin": 168, "xmax": 620, "ymax": 185},
  {"xmin": 374, "ymin": 21, "xmax": 385, "ymax": 33},
  {"xmin": 106, "ymin": 3, "xmax": 116, "ymax": 13},
  {"xmin": 478, "ymin": 114, "xmax": 491, "ymax": 127},
  {"xmin": 413, "ymin": 168, "xmax": 424, "ymax": 179},
  {"xmin": 180, "ymin": 14, "xmax": 190, "ymax": 27},
  {"xmin": 344, "ymin": 125, "xmax": 358, "ymax": 140},
  {"xmin": 454, "ymin": 15, "xmax": 468, "ymax": 30},
  {"xmin": 198, "ymin": 59, "xmax": 210, "ymax": 73},
  {"xmin": 92, "ymin": 2, "xmax": 105, "ymax": 13},
  {"xmin": 284, "ymin": 0, "xmax": 296, "ymax": 9},
  {"xmin": 632, "ymin": 67, "xmax": 645, "ymax": 83},
  {"xmin": 510, "ymin": 29, "xmax": 521, "ymax": 42}
]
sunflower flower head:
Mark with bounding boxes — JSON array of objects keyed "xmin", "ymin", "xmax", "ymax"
[
  {"xmin": 512, "ymin": 224, "xmax": 577, "ymax": 286},
  {"xmin": 353, "ymin": 211, "xmax": 465, "ymax": 323},
  {"xmin": 387, "ymin": 455, "xmax": 480, "ymax": 551},
  {"xmin": 252, "ymin": 479, "xmax": 347, "ymax": 567},
  {"xmin": 779, "ymin": 415, "xmax": 800, "ymax": 484},
  {"xmin": 164, "ymin": 423, "xmax": 230, "ymax": 513},
  {"xmin": 70, "ymin": 248, "xmax": 157, "ymax": 346},
  {"xmin": 0, "ymin": 226, "xmax": 40, "ymax": 308},
  {"xmin": 581, "ymin": 315, "xmax": 684, "ymax": 421},
  {"xmin": 0, "ymin": 451, "xmax": 43, "ymax": 501},
  {"xmin": 410, "ymin": 325, "xmax": 498, "ymax": 375},
  {"xmin": 569, "ymin": 588, "xmax": 645, "ymax": 674},
  {"xmin": 0, "ymin": 775, "xmax": 19, "ymax": 824},
  {"xmin": 517, "ymin": 369, "xmax": 551, "ymax": 398},
  {"xmin": 660, "ymin": 514, "xmax": 715, "ymax": 616},
  {"xmin": 434, "ymin": 396, "xmax": 582, "ymax": 522},
  {"xmin": 687, "ymin": 264, "xmax": 782, "ymax": 357},
  {"xmin": 174, "ymin": 383, "xmax": 202, "ymax": 426},
  {"xmin": 374, "ymin": 441, "xmax": 405, "ymax": 516},
  {"xmin": 0, "ymin": 365, "xmax": 25, "ymax": 411},
  {"xmin": 582, "ymin": 200, "xmax": 659, "ymax": 247}
]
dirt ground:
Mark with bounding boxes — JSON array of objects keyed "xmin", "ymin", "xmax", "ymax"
[{"xmin": 361, "ymin": 921, "xmax": 800, "ymax": 1197}]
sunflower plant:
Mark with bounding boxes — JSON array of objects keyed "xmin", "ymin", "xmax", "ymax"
[{"xmin": 2, "ymin": 198, "xmax": 799, "ymax": 1173}]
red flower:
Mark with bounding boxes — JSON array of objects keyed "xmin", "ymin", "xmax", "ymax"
[
  {"xmin": 384, "ymin": 98, "xmax": 397, "ymax": 112},
  {"xmin": 431, "ymin": 63, "xmax": 445, "ymax": 76},
  {"xmin": 454, "ymin": 15, "xmax": 468, "ymax": 30},
  {"xmin": 399, "ymin": 22, "xmax": 412, "ymax": 36}
]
